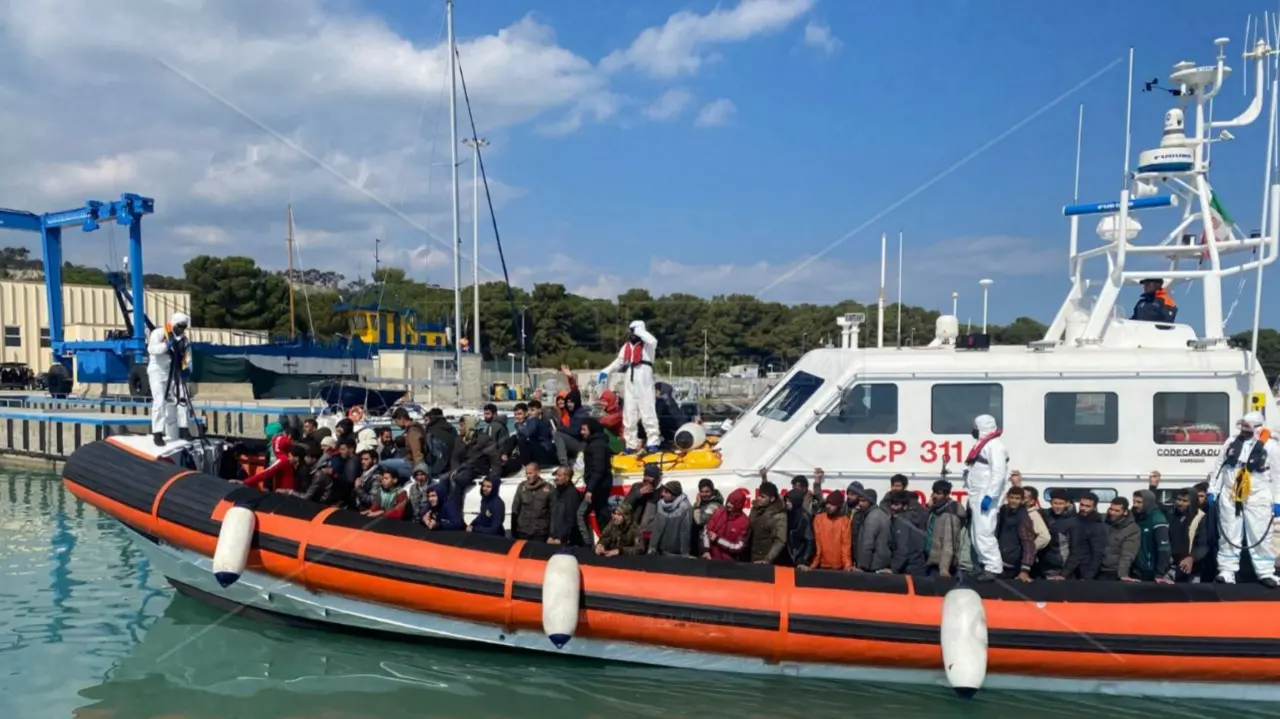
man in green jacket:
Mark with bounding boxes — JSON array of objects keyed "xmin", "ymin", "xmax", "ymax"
[{"xmin": 1129, "ymin": 489, "xmax": 1173, "ymax": 583}]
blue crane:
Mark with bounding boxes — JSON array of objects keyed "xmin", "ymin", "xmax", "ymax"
[{"xmin": 0, "ymin": 193, "xmax": 156, "ymax": 394}]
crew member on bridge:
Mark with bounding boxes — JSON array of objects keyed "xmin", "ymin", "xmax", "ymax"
[
  {"xmin": 147, "ymin": 311, "xmax": 192, "ymax": 446},
  {"xmin": 1210, "ymin": 411, "xmax": 1280, "ymax": 587},
  {"xmin": 1131, "ymin": 277, "xmax": 1178, "ymax": 323},
  {"xmin": 964, "ymin": 413, "xmax": 1009, "ymax": 582},
  {"xmin": 598, "ymin": 320, "xmax": 660, "ymax": 454}
]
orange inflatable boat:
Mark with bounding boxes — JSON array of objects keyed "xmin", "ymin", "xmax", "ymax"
[{"xmin": 60, "ymin": 437, "xmax": 1280, "ymax": 701}]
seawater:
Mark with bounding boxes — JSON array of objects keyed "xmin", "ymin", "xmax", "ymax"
[{"xmin": 0, "ymin": 469, "xmax": 1273, "ymax": 718}]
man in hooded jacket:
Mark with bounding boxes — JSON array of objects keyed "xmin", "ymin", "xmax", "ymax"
[
  {"xmin": 578, "ymin": 418, "xmax": 614, "ymax": 536},
  {"xmin": 468, "ymin": 476, "xmax": 506, "ymax": 536},
  {"xmin": 964, "ymin": 413, "xmax": 1010, "ymax": 581},
  {"xmin": 598, "ymin": 320, "xmax": 661, "ymax": 454},
  {"xmin": 1209, "ymin": 411, "xmax": 1280, "ymax": 586},
  {"xmin": 703, "ymin": 488, "xmax": 750, "ymax": 561}
]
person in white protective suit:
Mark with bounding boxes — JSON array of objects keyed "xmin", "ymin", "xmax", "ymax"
[
  {"xmin": 1209, "ymin": 411, "xmax": 1280, "ymax": 587},
  {"xmin": 598, "ymin": 320, "xmax": 661, "ymax": 454},
  {"xmin": 963, "ymin": 413, "xmax": 1009, "ymax": 582},
  {"xmin": 147, "ymin": 311, "xmax": 192, "ymax": 446}
]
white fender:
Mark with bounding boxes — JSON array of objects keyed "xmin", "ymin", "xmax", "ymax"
[
  {"xmin": 212, "ymin": 505, "xmax": 256, "ymax": 588},
  {"xmin": 940, "ymin": 587, "xmax": 988, "ymax": 698},
  {"xmin": 673, "ymin": 422, "xmax": 706, "ymax": 451},
  {"xmin": 541, "ymin": 552, "xmax": 581, "ymax": 648}
]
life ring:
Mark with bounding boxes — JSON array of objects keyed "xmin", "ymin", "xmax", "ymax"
[{"xmin": 347, "ymin": 406, "xmax": 365, "ymax": 422}]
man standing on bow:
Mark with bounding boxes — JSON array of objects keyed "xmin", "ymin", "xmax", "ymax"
[
  {"xmin": 964, "ymin": 413, "xmax": 1010, "ymax": 582},
  {"xmin": 1210, "ymin": 411, "xmax": 1280, "ymax": 587},
  {"xmin": 598, "ymin": 320, "xmax": 660, "ymax": 454},
  {"xmin": 147, "ymin": 311, "xmax": 193, "ymax": 446}
]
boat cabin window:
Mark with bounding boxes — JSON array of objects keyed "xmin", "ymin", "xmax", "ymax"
[
  {"xmin": 816, "ymin": 383, "xmax": 898, "ymax": 434},
  {"xmin": 931, "ymin": 383, "xmax": 1003, "ymax": 434},
  {"xmin": 1045, "ymin": 486, "xmax": 1117, "ymax": 503},
  {"xmin": 1044, "ymin": 391, "xmax": 1118, "ymax": 444},
  {"xmin": 352, "ymin": 314, "xmax": 368, "ymax": 330},
  {"xmin": 1153, "ymin": 392, "xmax": 1230, "ymax": 445},
  {"xmin": 756, "ymin": 370, "xmax": 824, "ymax": 422}
]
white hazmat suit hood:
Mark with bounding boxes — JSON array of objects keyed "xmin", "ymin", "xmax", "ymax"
[
  {"xmin": 964, "ymin": 413, "xmax": 1009, "ymax": 576},
  {"xmin": 147, "ymin": 311, "xmax": 192, "ymax": 445},
  {"xmin": 599, "ymin": 320, "xmax": 660, "ymax": 453},
  {"xmin": 1212, "ymin": 410, "xmax": 1280, "ymax": 584}
]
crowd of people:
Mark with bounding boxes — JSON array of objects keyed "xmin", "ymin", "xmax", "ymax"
[{"xmin": 224, "ymin": 401, "xmax": 1278, "ymax": 588}]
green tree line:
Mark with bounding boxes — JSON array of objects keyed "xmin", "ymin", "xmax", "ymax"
[{"xmin": 6, "ymin": 247, "xmax": 1280, "ymax": 381}]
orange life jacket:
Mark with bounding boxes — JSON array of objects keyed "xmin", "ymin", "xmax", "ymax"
[{"xmin": 622, "ymin": 341, "xmax": 647, "ymax": 366}]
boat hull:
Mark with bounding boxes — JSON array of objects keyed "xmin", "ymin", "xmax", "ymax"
[{"xmin": 62, "ymin": 438, "xmax": 1280, "ymax": 701}]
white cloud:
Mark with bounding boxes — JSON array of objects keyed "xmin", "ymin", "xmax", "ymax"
[
  {"xmin": 0, "ymin": 0, "xmax": 818, "ymax": 299},
  {"xmin": 695, "ymin": 98, "xmax": 737, "ymax": 127},
  {"xmin": 803, "ymin": 20, "xmax": 841, "ymax": 54},
  {"xmin": 601, "ymin": 0, "xmax": 814, "ymax": 79},
  {"xmin": 643, "ymin": 88, "xmax": 695, "ymax": 121}
]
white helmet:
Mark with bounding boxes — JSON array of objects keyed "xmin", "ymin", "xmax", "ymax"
[{"xmin": 1239, "ymin": 411, "xmax": 1266, "ymax": 431}]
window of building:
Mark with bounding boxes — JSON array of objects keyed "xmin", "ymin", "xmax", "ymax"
[
  {"xmin": 39, "ymin": 327, "xmax": 50, "ymax": 349},
  {"xmin": 1152, "ymin": 392, "xmax": 1230, "ymax": 445},
  {"xmin": 931, "ymin": 383, "xmax": 1003, "ymax": 434},
  {"xmin": 757, "ymin": 370, "xmax": 825, "ymax": 423},
  {"xmin": 1045, "ymin": 486, "xmax": 1117, "ymax": 504},
  {"xmin": 815, "ymin": 383, "xmax": 898, "ymax": 434},
  {"xmin": 1044, "ymin": 391, "xmax": 1118, "ymax": 444},
  {"xmin": 3, "ymin": 326, "xmax": 19, "ymax": 348}
]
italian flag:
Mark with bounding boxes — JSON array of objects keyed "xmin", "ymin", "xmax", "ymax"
[
  {"xmin": 1207, "ymin": 191, "xmax": 1234, "ymax": 242},
  {"xmin": 1200, "ymin": 190, "xmax": 1234, "ymax": 258}
]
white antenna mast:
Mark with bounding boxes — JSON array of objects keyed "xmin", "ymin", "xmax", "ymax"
[
  {"xmin": 1069, "ymin": 104, "xmax": 1084, "ymax": 280},
  {"xmin": 447, "ymin": 0, "xmax": 463, "ymax": 381},
  {"xmin": 1251, "ymin": 32, "xmax": 1280, "ymax": 365},
  {"xmin": 877, "ymin": 232, "xmax": 886, "ymax": 348},
  {"xmin": 896, "ymin": 229, "xmax": 904, "ymax": 348}
]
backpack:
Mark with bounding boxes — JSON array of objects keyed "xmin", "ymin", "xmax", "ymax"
[{"xmin": 426, "ymin": 434, "xmax": 451, "ymax": 476}]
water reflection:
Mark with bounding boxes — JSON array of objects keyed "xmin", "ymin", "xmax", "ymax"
[{"xmin": 2, "ymin": 472, "xmax": 1277, "ymax": 719}]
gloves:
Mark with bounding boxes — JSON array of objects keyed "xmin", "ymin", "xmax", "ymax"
[
  {"xmin": 597, "ymin": 371, "xmax": 608, "ymax": 384},
  {"xmin": 1207, "ymin": 493, "xmax": 1216, "ymax": 504},
  {"xmin": 1273, "ymin": 503, "xmax": 1280, "ymax": 518},
  {"xmin": 980, "ymin": 496, "xmax": 993, "ymax": 514}
]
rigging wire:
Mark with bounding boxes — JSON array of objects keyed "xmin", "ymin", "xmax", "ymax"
[{"xmin": 454, "ymin": 43, "xmax": 523, "ymax": 354}]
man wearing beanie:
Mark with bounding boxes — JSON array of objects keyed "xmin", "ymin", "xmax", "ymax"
[
  {"xmin": 803, "ymin": 490, "xmax": 853, "ymax": 571},
  {"xmin": 749, "ymin": 481, "xmax": 788, "ymax": 564},
  {"xmin": 691, "ymin": 478, "xmax": 725, "ymax": 554},
  {"xmin": 649, "ymin": 480, "xmax": 693, "ymax": 556}
]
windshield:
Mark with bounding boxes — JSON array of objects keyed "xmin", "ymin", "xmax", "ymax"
[{"xmin": 755, "ymin": 370, "xmax": 824, "ymax": 422}]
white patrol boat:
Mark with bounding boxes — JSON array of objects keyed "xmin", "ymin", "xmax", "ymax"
[{"xmin": 469, "ymin": 31, "xmax": 1279, "ymax": 516}]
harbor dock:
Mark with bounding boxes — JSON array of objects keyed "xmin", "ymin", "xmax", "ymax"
[{"xmin": 0, "ymin": 394, "xmax": 313, "ymax": 466}]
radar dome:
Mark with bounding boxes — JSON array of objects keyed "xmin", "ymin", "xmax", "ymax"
[{"xmin": 936, "ymin": 315, "xmax": 960, "ymax": 342}]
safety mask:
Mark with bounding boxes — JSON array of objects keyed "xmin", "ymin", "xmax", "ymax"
[
  {"xmin": 628, "ymin": 334, "xmax": 639, "ymax": 344},
  {"xmin": 970, "ymin": 429, "xmax": 980, "ymax": 439},
  {"xmin": 1241, "ymin": 429, "xmax": 1255, "ymax": 439}
]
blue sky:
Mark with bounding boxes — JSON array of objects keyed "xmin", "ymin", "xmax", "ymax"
[{"xmin": 1, "ymin": 0, "xmax": 1278, "ymax": 331}]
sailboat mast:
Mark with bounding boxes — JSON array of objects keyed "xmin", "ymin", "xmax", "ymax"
[
  {"xmin": 447, "ymin": 0, "xmax": 463, "ymax": 377},
  {"xmin": 286, "ymin": 204, "xmax": 296, "ymax": 339}
]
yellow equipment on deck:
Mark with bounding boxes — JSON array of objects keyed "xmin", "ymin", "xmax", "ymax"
[{"xmin": 611, "ymin": 436, "xmax": 722, "ymax": 475}]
